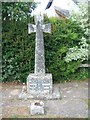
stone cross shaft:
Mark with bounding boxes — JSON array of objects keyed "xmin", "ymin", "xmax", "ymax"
[{"xmin": 28, "ymin": 14, "xmax": 51, "ymax": 75}]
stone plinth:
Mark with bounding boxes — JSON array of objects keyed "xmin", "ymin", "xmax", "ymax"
[{"xmin": 27, "ymin": 74, "xmax": 52, "ymax": 97}]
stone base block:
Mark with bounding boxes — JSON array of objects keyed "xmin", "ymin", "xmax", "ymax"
[
  {"xmin": 18, "ymin": 73, "xmax": 61, "ymax": 100},
  {"xmin": 27, "ymin": 74, "xmax": 52, "ymax": 95},
  {"xmin": 30, "ymin": 101, "xmax": 44, "ymax": 115},
  {"xmin": 18, "ymin": 86, "xmax": 61, "ymax": 100}
]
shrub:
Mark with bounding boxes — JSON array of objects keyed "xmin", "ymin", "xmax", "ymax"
[
  {"xmin": 44, "ymin": 17, "xmax": 86, "ymax": 82},
  {"xmin": 2, "ymin": 15, "xmax": 87, "ymax": 83},
  {"xmin": 2, "ymin": 19, "xmax": 35, "ymax": 83}
]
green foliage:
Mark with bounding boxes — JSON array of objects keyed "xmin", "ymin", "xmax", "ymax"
[
  {"xmin": 2, "ymin": 2, "xmax": 37, "ymax": 21},
  {"xmin": 2, "ymin": 19, "xmax": 35, "ymax": 83},
  {"xmin": 65, "ymin": 2, "xmax": 89, "ymax": 63},
  {"xmin": 65, "ymin": 37, "xmax": 89, "ymax": 62},
  {"xmin": 2, "ymin": 2, "xmax": 36, "ymax": 83},
  {"xmin": 44, "ymin": 17, "xmax": 87, "ymax": 82},
  {"xmin": 2, "ymin": 9, "xmax": 88, "ymax": 83}
]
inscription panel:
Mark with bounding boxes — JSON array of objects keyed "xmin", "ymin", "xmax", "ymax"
[
  {"xmin": 29, "ymin": 79, "xmax": 51, "ymax": 91},
  {"xmin": 27, "ymin": 74, "xmax": 52, "ymax": 94}
]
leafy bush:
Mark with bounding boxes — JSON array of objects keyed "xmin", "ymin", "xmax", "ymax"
[
  {"xmin": 65, "ymin": 2, "xmax": 89, "ymax": 63},
  {"xmin": 2, "ymin": 19, "xmax": 35, "ymax": 83},
  {"xmin": 44, "ymin": 17, "xmax": 86, "ymax": 82},
  {"xmin": 2, "ymin": 14, "xmax": 88, "ymax": 83}
]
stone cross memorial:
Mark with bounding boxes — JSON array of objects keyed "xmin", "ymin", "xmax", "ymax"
[
  {"xmin": 27, "ymin": 14, "xmax": 52, "ymax": 97},
  {"xmin": 27, "ymin": 14, "xmax": 60, "ymax": 99}
]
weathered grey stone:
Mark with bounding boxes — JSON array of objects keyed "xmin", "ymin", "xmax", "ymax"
[
  {"xmin": 10, "ymin": 89, "xmax": 19, "ymax": 96},
  {"xmin": 18, "ymin": 92, "xmax": 27, "ymax": 99},
  {"xmin": 18, "ymin": 86, "xmax": 61, "ymax": 100},
  {"xmin": 27, "ymin": 74, "xmax": 52, "ymax": 95},
  {"xmin": 19, "ymin": 91, "xmax": 35, "ymax": 99},
  {"xmin": 52, "ymin": 86, "xmax": 61, "ymax": 99},
  {"xmin": 30, "ymin": 101, "xmax": 44, "ymax": 115},
  {"xmin": 28, "ymin": 14, "xmax": 51, "ymax": 75},
  {"xmin": 46, "ymin": 87, "xmax": 61, "ymax": 100},
  {"xmin": 22, "ymin": 86, "xmax": 27, "ymax": 92},
  {"xmin": 27, "ymin": 14, "xmax": 54, "ymax": 99}
]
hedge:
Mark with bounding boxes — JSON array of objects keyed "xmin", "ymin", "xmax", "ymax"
[{"xmin": 2, "ymin": 16, "xmax": 88, "ymax": 83}]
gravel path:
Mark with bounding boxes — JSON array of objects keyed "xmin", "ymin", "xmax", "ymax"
[{"xmin": 1, "ymin": 80, "xmax": 88, "ymax": 118}]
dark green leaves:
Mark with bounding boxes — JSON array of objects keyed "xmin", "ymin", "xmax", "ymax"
[
  {"xmin": 2, "ymin": 13, "xmax": 88, "ymax": 83},
  {"xmin": 2, "ymin": 2, "xmax": 36, "ymax": 21}
]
